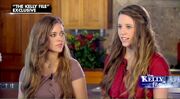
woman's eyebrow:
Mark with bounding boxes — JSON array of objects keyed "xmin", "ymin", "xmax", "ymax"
[
  {"xmin": 51, "ymin": 31, "xmax": 56, "ymax": 33},
  {"xmin": 50, "ymin": 31, "xmax": 57, "ymax": 33},
  {"xmin": 125, "ymin": 23, "xmax": 133, "ymax": 26},
  {"xmin": 60, "ymin": 31, "xmax": 65, "ymax": 33}
]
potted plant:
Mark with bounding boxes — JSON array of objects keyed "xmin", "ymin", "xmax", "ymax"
[{"xmin": 67, "ymin": 30, "xmax": 105, "ymax": 84}]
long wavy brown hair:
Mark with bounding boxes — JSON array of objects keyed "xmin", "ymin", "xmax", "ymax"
[
  {"xmin": 101, "ymin": 5, "xmax": 159, "ymax": 98},
  {"xmin": 21, "ymin": 16, "xmax": 74, "ymax": 98}
]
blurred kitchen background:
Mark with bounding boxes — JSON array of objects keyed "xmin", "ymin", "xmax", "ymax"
[{"xmin": 0, "ymin": 0, "xmax": 180, "ymax": 98}]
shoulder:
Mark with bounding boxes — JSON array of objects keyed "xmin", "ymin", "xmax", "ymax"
[
  {"xmin": 150, "ymin": 53, "xmax": 167, "ymax": 64},
  {"xmin": 150, "ymin": 52, "xmax": 168, "ymax": 66},
  {"xmin": 148, "ymin": 52, "xmax": 170, "ymax": 76},
  {"xmin": 70, "ymin": 58, "xmax": 82, "ymax": 70},
  {"xmin": 69, "ymin": 58, "xmax": 85, "ymax": 81},
  {"xmin": 70, "ymin": 58, "xmax": 80, "ymax": 66}
]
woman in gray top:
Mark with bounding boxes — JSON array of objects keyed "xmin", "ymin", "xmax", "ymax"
[{"xmin": 18, "ymin": 16, "xmax": 88, "ymax": 99}]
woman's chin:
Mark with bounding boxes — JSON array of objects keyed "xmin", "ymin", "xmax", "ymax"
[
  {"xmin": 48, "ymin": 49, "xmax": 63, "ymax": 53},
  {"xmin": 122, "ymin": 43, "xmax": 130, "ymax": 47}
]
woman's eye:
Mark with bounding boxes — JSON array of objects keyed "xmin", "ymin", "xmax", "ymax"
[
  {"xmin": 127, "ymin": 25, "xmax": 133, "ymax": 29},
  {"xmin": 117, "ymin": 25, "xmax": 122, "ymax": 29},
  {"xmin": 59, "ymin": 32, "xmax": 65, "ymax": 36},
  {"xmin": 50, "ymin": 33, "xmax": 56, "ymax": 37}
]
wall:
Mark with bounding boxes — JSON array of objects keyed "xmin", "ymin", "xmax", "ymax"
[{"xmin": 104, "ymin": 0, "xmax": 180, "ymax": 66}]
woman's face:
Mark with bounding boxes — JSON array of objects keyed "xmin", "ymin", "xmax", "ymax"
[
  {"xmin": 118, "ymin": 14, "xmax": 136, "ymax": 48},
  {"xmin": 48, "ymin": 23, "xmax": 65, "ymax": 53}
]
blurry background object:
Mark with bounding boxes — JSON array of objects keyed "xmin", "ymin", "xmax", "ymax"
[
  {"xmin": 67, "ymin": 30, "xmax": 106, "ymax": 69},
  {"xmin": 0, "ymin": 52, "xmax": 2, "ymax": 62}
]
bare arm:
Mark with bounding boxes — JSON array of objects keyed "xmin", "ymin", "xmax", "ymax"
[
  {"xmin": 72, "ymin": 78, "xmax": 88, "ymax": 99},
  {"xmin": 153, "ymin": 88, "xmax": 168, "ymax": 98}
]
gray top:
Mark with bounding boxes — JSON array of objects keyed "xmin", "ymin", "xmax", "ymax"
[{"xmin": 19, "ymin": 58, "xmax": 85, "ymax": 98}]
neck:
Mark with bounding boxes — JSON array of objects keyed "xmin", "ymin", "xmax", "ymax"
[
  {"xmin": 47, "ymin": 51, "xmax": 59, "ymax": 64},
  {"xmin": 125, "ymin": 47, "xmax": 135, "ymax": 71},
  {"xmin": 125, "ymin": 47, "xmax": 134, "ymax": 60},
  {"xmin": 42, "ymin": 51, "xmax": 59, "ymax": 75}
]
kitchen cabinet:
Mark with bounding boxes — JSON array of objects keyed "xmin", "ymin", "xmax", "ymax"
[
  {"xmin": 85, "ymin": 71, "xmax": 103, "ymax": 84},
  {"xmin": 59, "ymin": 0, "xmax": 112, "ymax": 29}
]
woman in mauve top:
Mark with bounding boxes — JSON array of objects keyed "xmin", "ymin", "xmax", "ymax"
[
  {"xmin": 101, "ymin": 5, "xmax": 170, "ymax": 99},
  {"xmin": 18, "ymin": 16, "xmax": 88, "ymax": 99}
]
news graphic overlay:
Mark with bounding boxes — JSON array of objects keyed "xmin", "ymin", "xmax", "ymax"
[
  {"xmin": 11, "ymin": 4, "xmax": 51, "ymax": 14},
  {"xmin": 0, "ymin": 82, "xmax": 18, "ymax": 90},
  {"xmin": 139, "ymin": 75, "xmax": 180, "ymax": 88}
]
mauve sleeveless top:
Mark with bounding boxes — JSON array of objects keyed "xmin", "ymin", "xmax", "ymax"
[{"xmin": 19, "ymin": 58, "xmax": 85, "ymax": 98}]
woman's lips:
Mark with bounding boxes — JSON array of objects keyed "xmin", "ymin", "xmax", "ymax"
[
  {"xmin": 56, "ymin": 44, "xmax": 63, "ymax": 47},
  {"xmin": 121, "ymin": 37, "xmax": 129, "ymax": 41}
]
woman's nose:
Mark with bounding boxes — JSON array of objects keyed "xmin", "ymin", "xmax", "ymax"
[
  {"xmin": 57, "ymin": 35, "xmax": 64, "ymax": 41},
  {"xmin": 119, "ymin": 28, "xmax": 127, "ymax": 35}
]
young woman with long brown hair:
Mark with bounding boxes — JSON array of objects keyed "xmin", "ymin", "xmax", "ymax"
[
  {"xmin": 101, "ymin": 5, "xmax": 170, "ymax": 98},
  {"xmin": 18, "ymin": 16, "xmax": 88, "ymax": 99}
]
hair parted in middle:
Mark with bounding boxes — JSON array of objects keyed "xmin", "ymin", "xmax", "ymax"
[
  {"xmin": 101, "ymin": 5, "xmax": 159, "ymax": 98},
  {"xmin": 21, "ymin": 16, "xmax": 74, "ymax": 98}
]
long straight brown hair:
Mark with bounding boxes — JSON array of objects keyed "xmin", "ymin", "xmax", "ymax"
[
  {"xmin": 101, "ymin": 5, "xmax": 158, "ymax": 98},
  {"xmin": 21, "ymin": 16, "xmax": 74, "ymax": 98}
]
